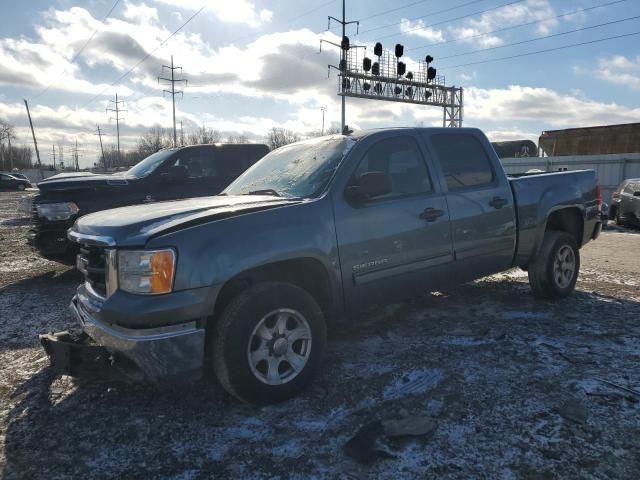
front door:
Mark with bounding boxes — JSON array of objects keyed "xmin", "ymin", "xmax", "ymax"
[{"xmin": 333, "ymin": 134, "xmax": 454, "ymax": 313}]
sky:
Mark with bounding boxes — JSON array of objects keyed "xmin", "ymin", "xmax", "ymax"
[{"xmin": 0, "ymin": 0, "xmax": 639, "ymax": 167}]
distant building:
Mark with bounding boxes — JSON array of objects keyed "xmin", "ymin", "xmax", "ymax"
[{"xmin": 539, "ymin": 123, "xmax": 640, "ymax": 157}]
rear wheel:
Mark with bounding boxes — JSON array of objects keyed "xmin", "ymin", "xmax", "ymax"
[
  {"xmin": 211, "ymin": 282, "xmax": 327, "ymax": 404},
  {"xmin": 528, "ymin": 230, "xmax": 580, "ymax": 300}
]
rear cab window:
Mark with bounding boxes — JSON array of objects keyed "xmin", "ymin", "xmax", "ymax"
[{"xmin": 430, "ymin": 134, "xmax": 495, "ymax": 191}]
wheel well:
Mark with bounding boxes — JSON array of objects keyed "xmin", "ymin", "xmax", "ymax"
[
  {"xmin": 545, "ymin": 207, "xmax": 583, "ymax": 247},
  {"xmin": 212, "ymin": 258, "xmax": 333, "ymax": 324}
]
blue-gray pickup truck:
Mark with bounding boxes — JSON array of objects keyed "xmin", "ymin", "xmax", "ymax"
[{"xmin": 41, "ymin": 128, "xmax": 602, "ymax": 404}]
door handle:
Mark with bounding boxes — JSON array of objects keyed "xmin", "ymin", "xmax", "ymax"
[
  {"xmin": 489, "ymin": 196, "xmax": 508, "ymax": 209},
  {"xmin": 420, "ymin": 208, "xmax": 444, "ymax": 222}
]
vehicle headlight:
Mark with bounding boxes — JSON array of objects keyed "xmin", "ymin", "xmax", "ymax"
[
  {"xmin": 36, "ymin": 202, "xmax": 79, "ymax": 221},
  {"xmin": 117, "ymin": 249, "xmax": 176, "ymax": 295}
]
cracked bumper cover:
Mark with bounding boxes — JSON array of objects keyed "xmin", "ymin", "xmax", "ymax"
[{"xmin": 66, "ymin": 284, "xmax": 208, "ymax": 381}]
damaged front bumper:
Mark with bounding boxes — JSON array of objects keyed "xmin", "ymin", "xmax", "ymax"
[
  {"xmin": 40, "ymin": 330, "xmax": 117, "ymax": 378},
  {"xmin": 40, "ymin": 287, "xmax": 207, "ymax": 382}
]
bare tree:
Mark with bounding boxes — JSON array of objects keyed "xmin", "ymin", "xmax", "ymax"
[
  {"xmin": 226, "ymin": 134, "xmax": 249, "ymax": 144},
  {"xmin": 138, "ymin": 126, "xmax": 172, "ymax": 158},
  {"xmin": 187, "ymin": 125, "xmax": 221, "ymax": 145},
  {"xmin": 307, "ymin": 123, "xmax": 342, "ymax": 138},
  {"xmin": 0, "ymin": 120, "xmax": 25, "ymax": 170},
  {"xmin": 266, "ymin": 127, "xmax": 300, "ymax": 150}
]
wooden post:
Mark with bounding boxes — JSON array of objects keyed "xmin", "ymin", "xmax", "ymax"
[{"xmin": 23, "ymin": 99, "xmax": 42, "ymax": 177}]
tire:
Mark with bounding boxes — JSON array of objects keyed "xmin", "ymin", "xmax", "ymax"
[
  {"xmin": 528, "ymin": 230, "xmax": 580, "ymax": 300},
  {"xmin": 211, "ymin": 282, "xmax": 327, "ymax": 404},
  {"xmin": 17, "ymin": 184, "xmax": 25, "ymax": 191}
]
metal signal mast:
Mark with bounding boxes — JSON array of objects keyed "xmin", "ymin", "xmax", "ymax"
[
  {"xmin": 321, "ymin": 2, "xmax": 463, "ymax": 129},
  {"xmin": 320, "ymin": 0, "xmax": 360, "ymax": 133}
]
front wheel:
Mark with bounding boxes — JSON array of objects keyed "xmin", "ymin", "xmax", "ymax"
[
  {"xmin": 211, "ymin": 282, "xmax": 327, "ymax": 404},
  {"xmin": 528, "ymin": 230, "xmax": 580, "ymax": 300}
]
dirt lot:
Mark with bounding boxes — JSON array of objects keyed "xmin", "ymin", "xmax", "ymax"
[{"xmin": 1, "ymin": 189, "xmax": 639, "ymax": 479}]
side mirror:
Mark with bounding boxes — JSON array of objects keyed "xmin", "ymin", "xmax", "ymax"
[
  {"xmin": 164, "ymin": 165, "xmax": 189, "ymax": 182},
  {"xmin": 345, "ymin": 171, "xmax": 392, "ymax": 203}
]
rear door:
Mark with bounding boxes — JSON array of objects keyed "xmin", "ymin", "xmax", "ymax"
[
  {"xmin": 153, "ymin": 147, "xmax": 226, "ymax": 201},
  {"xmin": 424, "ymin": 131, "xmax": 516, "ymax": 280},
  {"xmin": 333, "ymin": 132, "xmax": 453, "ymax": 312}
]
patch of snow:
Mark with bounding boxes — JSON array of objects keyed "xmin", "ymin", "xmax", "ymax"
[{"xmin": 383, "ymin": 368, "xmax": 444, "ymax": 401}]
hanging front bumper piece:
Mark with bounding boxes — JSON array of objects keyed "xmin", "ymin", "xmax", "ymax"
[{"xmin": 39, "ymin": 287, "xmax": 208, "ymax": 382}]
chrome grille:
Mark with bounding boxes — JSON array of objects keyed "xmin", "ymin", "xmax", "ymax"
[{"xmin": 77, "ymin": 244, "xmax": 107, "ymax": 297}]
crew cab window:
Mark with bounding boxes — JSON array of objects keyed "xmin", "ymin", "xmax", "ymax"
[
  {"xmin": 431, "ymin": 134, "xmax": 494, "ymax": 190},
  {"xmin": 354, "ymin": 136, "xmax": 432, "ymax": 199},
  {"xmin": 172, "ymin": 151, "xmax": 217, "ymax": 178}
]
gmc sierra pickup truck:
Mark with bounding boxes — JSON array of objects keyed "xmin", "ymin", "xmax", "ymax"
[
  {"xmin": 29, "ymin": 143, "xmax": 268, "ymax": 259},
  {"xmin": 41, "ymin": 128, "xmax": 602, "ymax": 404}
]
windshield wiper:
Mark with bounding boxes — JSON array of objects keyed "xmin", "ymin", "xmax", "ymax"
[{"xmin": 246, "ymin": 189, "xmax": 281, "ymax": 197}]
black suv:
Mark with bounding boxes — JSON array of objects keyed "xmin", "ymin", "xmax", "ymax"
[
  {"xmin": 30, "ymin": 143, "xmax": 268, "ymax": 258},
  {"xmin": 610, "ymin": 178, "xmax": 640, "ymax": 227},
  {"xmin": 0, "ymin": 173, "xmax": 31, "ymax": 190}
]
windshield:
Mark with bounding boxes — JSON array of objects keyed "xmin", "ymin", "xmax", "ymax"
[
  {"xmin": 224, "ymin": 135, "xmax": 355, "ymax": 198},
  {"xmin": 126, "ymin": 150, "xmax": 175, "ymax": 179}
]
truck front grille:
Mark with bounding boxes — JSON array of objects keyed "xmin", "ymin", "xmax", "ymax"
[{"xmin": 77, "ymin": 244, "xmax": 107, "ymax": 297}]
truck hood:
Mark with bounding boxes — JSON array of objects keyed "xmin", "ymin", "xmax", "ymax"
[
  {"xmin": 37, "ymin": 172, "xmax": 128, "ymax": 192},
  {"xmin": 71, "ymin": 195, "xmax": 301, "ymax": 246}
]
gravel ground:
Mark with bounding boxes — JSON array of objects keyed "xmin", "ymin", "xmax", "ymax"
[{"xmin": 1, "ymin": 189, "xmax": 640, "ymax": 479}]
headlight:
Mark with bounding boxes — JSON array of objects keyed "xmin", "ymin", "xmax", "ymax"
[
  {"xmin": 36, "ymin": 202, "xmax": 79, "ymax": 221},
  {"xmin": 118, "ymin": 249, "xmax": 176, "ymax": 295}
]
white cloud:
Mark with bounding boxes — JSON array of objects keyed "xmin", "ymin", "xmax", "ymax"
[
  {"xmin": 123, "ymin": 1, "xmax": 159, "ymax": 22},
  {"xmin": 576, "ymin": 55, "xmax": 640, "ymax": 90},
  {"xmin": 153, "ymin": 0, "xmax": 273, "ymax": 28},
  {"xmin": 464, "ymin": 85, "xmax": 640, "ymax": 127},
  {"xmin": 399, "ymin": 18, "xmax": 444, "ymax": 42},
  {"xmin": 449, "ymin": 0, "xmax": 558, "ymax": 47}
]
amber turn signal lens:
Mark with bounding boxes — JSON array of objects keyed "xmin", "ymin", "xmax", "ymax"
[{"xmin": 149, "ymin": 250, "xmax": 175, "ymax": 294}]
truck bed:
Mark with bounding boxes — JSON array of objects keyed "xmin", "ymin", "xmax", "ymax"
[{"xmin": 508, "ymin": 169, "xmax": 600, "ymax": 267}]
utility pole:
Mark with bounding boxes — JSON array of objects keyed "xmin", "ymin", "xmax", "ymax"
[
  {"xmin": 158, "ymin": 56, "xmax": 187, "ymax": 147},
  {"xmin": 71, "ymin": 139, "xmax": 80, "ymax": 171},
  {"xmin": 180, "ymin": 120, "xmax": 184, "ymax": 146},
  {"xmin": 23, "ymin": 99, "xmax": 42, "ymax": 174},
  {"xmin": 320, "ymin": 106, "xmax": 327, "ymax": 135},
  {"xmin": 106, "ymin": 93, "xmax": 126, "ymax": 163},
  {"xmin": 95, "ymin": 124, "xmax": 106, "ymax": 170},
  {"xmin": 52, "ymin": 144, "xmax": 56, "ymax": 170},
  {"xmin": 7, "ymin": 131, "xmax": 12, "ymax": 171},
  {"xmin": 321, "ymin": 1, "xmax": 359, "ymax": 133}
]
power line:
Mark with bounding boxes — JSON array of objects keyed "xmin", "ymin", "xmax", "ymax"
[
  {"xmin": 358, "ymin": 0, "xmax": 435, "ymax": 22},
  {"xmin": 368, "ymin": 0, "xmax": 529, "ymax": 42},
  {"xmin": 438, "ymin": 14, "xmax": 640, "ymax": 60},
  {"xmin": 34, "ymin": 0, "xmax": 121, "ymax": 99},
  {"xmin": 441, "ymin": 29, "xmax": 640, "ymax": 69},
  {"xmin": 66, "ymin": 2, "xmax": 207, "ymax": 117},
  {"xmin": 359, "ymin": 0, "xmax": 516, "ymax": 38},
  {"xmin": 407, "ymin": 0, "xmax": 630, "ymax": 51}
]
